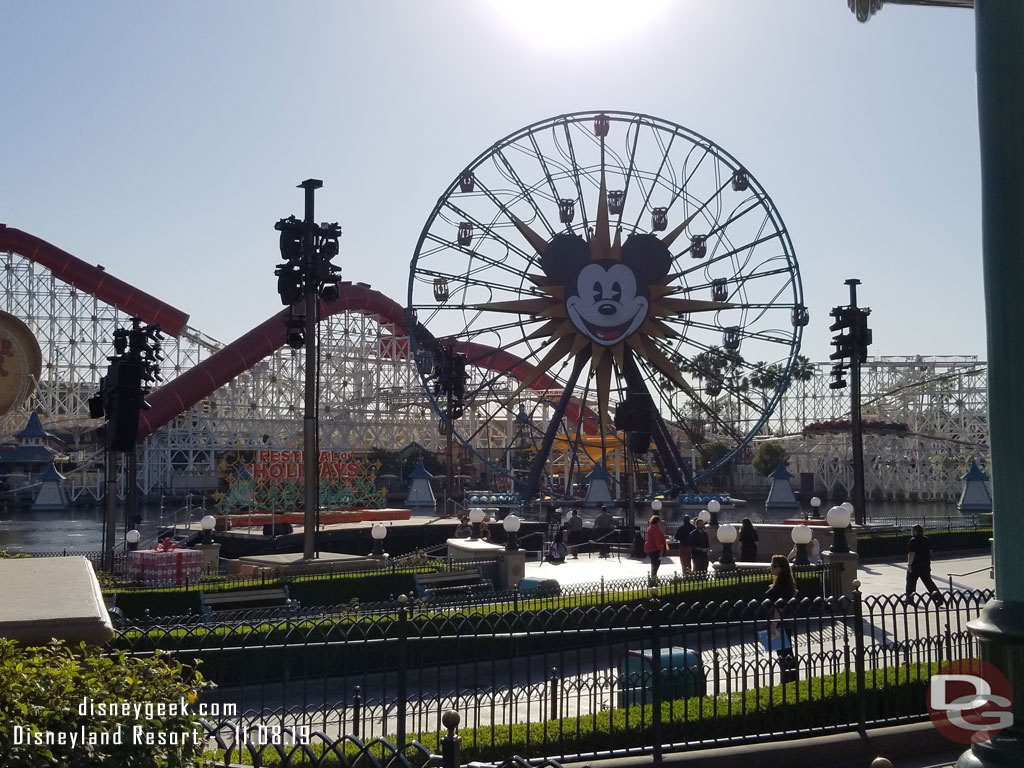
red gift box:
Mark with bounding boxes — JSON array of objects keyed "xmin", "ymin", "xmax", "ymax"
[{"xmin": 127, "ymin": 549, "xmax": 202, "ymax": 587}]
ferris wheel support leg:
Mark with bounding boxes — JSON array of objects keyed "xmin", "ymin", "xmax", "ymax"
[
  {"xmin": 621, "ymin": 350, "xmax": 695, "ymax": 493},
  {"xmin": 521, "ymin": 355, "xmax": 588, "ymax": 508}
]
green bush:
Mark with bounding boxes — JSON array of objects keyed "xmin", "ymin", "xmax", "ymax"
[
  {"xmin": 0, "ymin": 638, "xmax": 211, "ymax": 768},
  {"xmin": 857, "ymin": 528, "xmax": 992, "ymax": 558},
  {"xmin": 105, "ymin": 570, "xmax": 426, "ymax": 619},
  {"xmin": 212, "ymin": 661, "xmax": 939, "ymax": 766}
]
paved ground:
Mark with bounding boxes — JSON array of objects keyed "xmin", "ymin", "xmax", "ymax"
[{"xmin": 519, "ymin": 546, "xmax": 995, "ymax": 600}]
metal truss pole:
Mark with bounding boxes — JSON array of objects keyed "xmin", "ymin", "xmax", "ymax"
[
  {"xmin": 847, "ymin": 280, "xmax": 867, "ymax": 527},
  {"xmin": 103, "ymin": 449, "xmax": 117, "ymax": 572},
  {"xmin": 300, "ymin": 179, "xmax": 323, "ymax": 560}
]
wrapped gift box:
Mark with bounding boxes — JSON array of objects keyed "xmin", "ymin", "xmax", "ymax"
[{"xmin": 126, "ymin": 548, "xmax": 203, "ymax": 587}]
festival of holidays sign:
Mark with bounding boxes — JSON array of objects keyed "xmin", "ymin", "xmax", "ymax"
[
  {"xmin": 251, "ymin": 450, "xmax": 360, "ymax": 480},
  {"xmin": 214, "ymin": 447, "xmax": 385, "ymax": 513}
]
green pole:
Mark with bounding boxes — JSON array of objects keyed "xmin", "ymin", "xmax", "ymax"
[
  {"xmin": 956, "ymin": 2, "xmax": 1024, "ymax": 766},
  {"xmin": 976, "ymin": 1, "xmax": 1024, "ymax": 601}
]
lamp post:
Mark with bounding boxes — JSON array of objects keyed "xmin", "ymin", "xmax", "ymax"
[
  {"xmin": 503, "ymin": 513, "xmax": 521, "ymax": 551},
  {"xmin": 827, "ymin": 505, "xmax": 852, "ymax": 554},
  {"xmin": 125, "ymin": 529, "xmax": 140, "ymax": 552},
  {"xmin": 651, "ymin": 498, "xmax": 663, "ymax": 513},
  {"xmin": 810, "ymin": 496, "xmax": 822, "ymax": 519},
  {"xmin": 707, "ymin": 498, "xmax": 721, "ymax": 527},
  {"xmin": 792, "ymin": 524, "xmax": 813, "ymax": 566},
  {"xmin": 717, "ymin": 523, "xmax": 737, "ymax": 569},
  {"xmin": 201, "ymin": 515, "xmax": 216, "ymax": 546},
  {"xmin": 469, "ymin": 507, "xmax": 484, "ymax": 540},
  {"xmin": 371, "ymin": 523, "xmax": 387, "ymax": 558},
  {"xmin": 697, "ymin": 509, "xmax": 711, "ymax": 526}
]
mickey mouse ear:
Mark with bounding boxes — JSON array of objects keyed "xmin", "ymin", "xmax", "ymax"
[
  {"xmin": 541, "ymin": 233, "xmax": 589, "ymax": 282},
  {"xmin": 621, "ymin": 233, "xmax": 672, "ymax": 281}
]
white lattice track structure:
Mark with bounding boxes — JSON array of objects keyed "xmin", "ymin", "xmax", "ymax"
[{"xmin": 0, "ymin": 240, "xmax": 989, "ymax": 503}]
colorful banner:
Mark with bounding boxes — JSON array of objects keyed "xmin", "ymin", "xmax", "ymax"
[{"xmin": 213, "ymin": 447, "xmax": 385, "ymax": 515}]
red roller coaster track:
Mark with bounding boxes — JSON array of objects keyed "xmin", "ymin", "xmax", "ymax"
[{"xmin": 0, "ymin": 227, "xmax": 599, "ymax": 440}]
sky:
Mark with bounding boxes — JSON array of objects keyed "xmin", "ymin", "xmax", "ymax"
[{"xmin": 0, "ymin": 0, "xmax": 983, "ymax": 365}]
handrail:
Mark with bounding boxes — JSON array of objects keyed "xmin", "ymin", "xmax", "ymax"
[{"xmin": 947, "ymin": 565, "xmax": 993, "ymax": 591}]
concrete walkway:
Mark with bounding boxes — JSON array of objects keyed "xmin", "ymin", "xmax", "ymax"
[{"xmin": 520, "ymin": 546, "xmax": 994, "ymax": 600}]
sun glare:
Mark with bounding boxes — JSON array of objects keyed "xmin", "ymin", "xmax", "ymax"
[{"xmin": 484, "ymin": 0, "xmax": 672, "ymax": 51}]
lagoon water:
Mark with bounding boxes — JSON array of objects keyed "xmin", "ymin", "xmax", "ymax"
[{"xmin": 0, "ymin": 498, "xmax": 976, "ymax": 554}]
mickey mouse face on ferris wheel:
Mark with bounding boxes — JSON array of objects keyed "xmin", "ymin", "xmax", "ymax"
[{"xmin": 541, "ymin": 232, "xmax": 672, "ymax": 347}]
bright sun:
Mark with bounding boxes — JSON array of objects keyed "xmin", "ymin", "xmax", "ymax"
[{"xmin": 483, "ymin": 0, "xmax": 672, "ymax": 51}]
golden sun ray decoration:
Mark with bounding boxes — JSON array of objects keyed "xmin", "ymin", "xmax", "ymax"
[{"xmin": 479, "ymin": 173, "xmax": 733, "ymax": 434}]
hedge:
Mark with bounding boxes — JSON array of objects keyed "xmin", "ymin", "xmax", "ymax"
[
  {"xmin": 0, "ymin": 638, "xmax": 210, "ymax": 768},
  {"xmin": 857, "ymin": 528, "xmax": 992, "ymax": 559},
  {"xmin": 211, "ymin": 661, "xmax": 940, "ymax": 766}
]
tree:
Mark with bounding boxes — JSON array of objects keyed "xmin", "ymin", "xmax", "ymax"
[
  {"xmin": 790, "ymin": 354, "xmax": 815, "ymax": 383},
  {"xmin": 699, "ymin": 440, "xmax": 733, "ymax": 488},
  {"xmin": 752, "ymin": 441, "xmax": 790, "ymax": 477}
]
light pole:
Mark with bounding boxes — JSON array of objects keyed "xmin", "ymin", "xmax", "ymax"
[
  {"xmin": 810, "ymin": 496, "xmax": 822, "ymax": 519},
  {"xmin": 826, "ymin": 505, "xmax": 852, "ymax": 554},
  {"xmin": 371, "ymin": 523, "xmax": 388, "ymax": 558},
  {"xmin": 469, "ymin": 507, "xmax": 485, "ymax": 540},
  {"xmin": 273, "ymin": 180, "xmax": 342, "ymax": 560},
  {"xmin": 201, "ymin": 514, "xmax": 216, "ymax": 546},
  {"xmin": 707, "ymin": 498, "xmax": 721, "ymax": 527},
  {"xmin": 791, "ymin": 524, "xmax": 813, "ymax": 566},
  {"xmin": 503, "ymin": 513, "xmax": 521, "ymax": 551},
  {"xmin": 125, "ymin": 529, "xmax": 140, "ymax": 552},
  {"xmin": 717, "ymin": 523, "xmax": 737, "ymax": 569}
]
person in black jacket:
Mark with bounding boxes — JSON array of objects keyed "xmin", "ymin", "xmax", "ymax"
[
  {"xmin": 906, "ymin": 525, "xmax": 944, "ymax": 605},
  {"xmin": 687, "ymin": 518, "xmax": 711, "ymax": 573},
  {"xmin": 738, "ymin": 518, "xmax": 759, "ymax": 562},
  {"xmin": 675, "ymin": 515, "xmax": 695, "ymax": 573}
]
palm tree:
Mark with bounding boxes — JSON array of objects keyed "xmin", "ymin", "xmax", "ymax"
[{"xmin": 790, "ymin": 354, "xmax": 815, "ymax": 383}]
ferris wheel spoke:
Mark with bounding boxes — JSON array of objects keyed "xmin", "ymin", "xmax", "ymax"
[
  {"xmin": 492, "ymin": 149, "xmax": 559, "ymax": 235},
  {"xmin": 674, "ymin": 230, "xmax": 784, "ymax": 280},
  {"xmin": 435, "ymin": 200, "xmax": 537, "ymax": 265},
  {"xmin": 671, "ymin": 197, "xmax": 767, "ymax": 264},
  {"xmin": 524, "ymin": 131, "xmax": 573, "ymax": 232},
  {"xmin": 627, "ymin": 129, "xmax": 678, "ymax": 234},
  {"xmin": 414, "ymin": 267, "xmax": 529, "ymax": 302},
  {"xmin": 557, "ymin": 120, "xmax": 591, "ymax": 230}
]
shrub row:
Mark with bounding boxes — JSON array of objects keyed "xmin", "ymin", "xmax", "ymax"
[
  {"xmin": 213, "ymin": 661, "xmax": 939, "ymax": 766},
  {"xmin": 857, "ymin": 528, "xmax": 992, "ymax": 559},
  {"xmin": 0, "ymin": 638, "xmax": 209, "ymax": 768}
]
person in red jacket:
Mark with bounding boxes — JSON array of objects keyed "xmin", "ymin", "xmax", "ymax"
[{"xmin": 644, "ymin": 514, "xmax": 668, "ymax": 581}]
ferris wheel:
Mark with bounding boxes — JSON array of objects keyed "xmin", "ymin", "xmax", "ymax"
[{"xmin": 408, "ymin": 111, "xmax": 805, "ymax": 501}]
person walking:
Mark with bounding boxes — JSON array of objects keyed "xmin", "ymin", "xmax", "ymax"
[
  {"xmin": 906, "ymin": 524, "xmax": 944, "ymax": 605},
  {"xmin": 688, "ymin": 517, "xmax": 711, "ymax": 574},
  {"xmin": 594, "ymin": 505, "xmax": 615, "ymax": 558},
  {"xmin": 765, "ymin": 554, "xmax": 799, "ymax": 684},
  {"xmin": 738, "ymin": 518, "xmax": 759, "ymax": 562},
  {"xmin": 644, "ymin": 514, "xmax": 668, "ymax": 582},
  {"xmin": 675, "ymin": 515, "xmax": 695, "ymax": 573},
  {"xmin": 565, "ymin": 509, "xmax": 584, "ymax": 559}
]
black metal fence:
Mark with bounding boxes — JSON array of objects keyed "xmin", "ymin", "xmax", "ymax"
[
  {"xmin": 108, "ymin": 564, "xmax": 841, "ymax": 627},
  {"xmin": 114, "ymin": 586, "xmax": 992, "ymax": 765}
]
